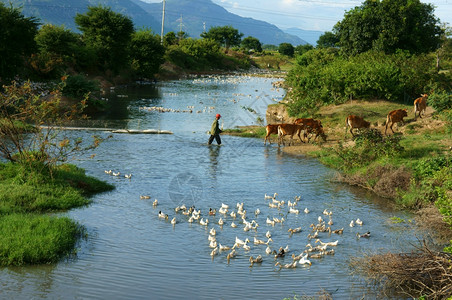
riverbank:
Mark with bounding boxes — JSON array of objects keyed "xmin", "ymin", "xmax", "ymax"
[
  {"xmin": 224, "ymin": 99, "xmax": 452, "ymax": 239},
  {"xmin": 0, "ymin": 163, "xmax": 114, "ymax": 266}
]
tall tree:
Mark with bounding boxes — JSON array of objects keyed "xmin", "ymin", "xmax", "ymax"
[
  {"xmin": 75, "ymin": 6, "xmax": 134, "ymax": 72},
  {"xmin": 200, "ymin": 25, "xmax": 243, "ymax": 52},
  {"xmin": 35, "ymin": 24, "xmax": 79, "ymax": 56},
  {"xmin": 334, "ymin": 0, "xmax": 442, "ymax": 55},
  {"xmin": 279, "ymin": 43, "xmax": 294, "ymax": 57},
  {"xmin": 241, "ymin": 36, "xmax": 262, "ymax": 52},
  {"xmin": 0, "ymin": 3, "xmax": 39, "ymax": 82},
  {"xmin": 316, "ymin": 31, "xmax": 339, "ymax": 48},
  {"xmin": 130, "ymin": 29, "xmax": 165, "ymax": 78}
]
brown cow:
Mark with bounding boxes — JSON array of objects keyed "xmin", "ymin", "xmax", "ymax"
[
  {"xmin": 277, "ymin": 124, "xmax": 304, "ymax": 146},
  {"xmin": 345, "ymin": 115, "xmax": 370, "ymax": 137},
  {"xmin": 264, "ymin": 124, "xmax": 280, "ymax": 145},
  {"xmin": 385, "ymin": 109, "xmax": 408, "ymax": 135},
  {"xmin": 414, "ymin": 94, "xmax": 428, "ymax": 120},
  {"xmin": 294, "ymin": 118, "xmax": 327, "ymax": 142}
]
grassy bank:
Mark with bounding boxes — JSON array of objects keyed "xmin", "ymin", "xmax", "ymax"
[{"xmin": 0, "ymin": 162, "xmax": 114, "ymax": 266}]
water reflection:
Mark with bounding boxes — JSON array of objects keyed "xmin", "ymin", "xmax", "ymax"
[{"xmin": 208, "ymin": 144, "xmax": 221, "ymax": 180}]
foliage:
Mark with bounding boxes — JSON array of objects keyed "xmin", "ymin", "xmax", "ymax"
[
  {"xmin": 285, "ymin": 49, "xmax": 438, "ymax": 115},
  {"xmin": 200, "ymin": 25, "xmax": 243, "ymax": 51},
  {"xmin": 163, "ymin": 31, "xmax": 178, "ymax": 47},
  {"xmin": 316, "ymin": 31, "xmax": 339, "ymax": 48},
  {"xmin": 329, "ymin": 129, "xmax": 404, "ymax": 170},
  {"xmin": 278, "ymin": 43, "xmax": 294, "ymax": 57},
  {"xmin": 75, "ymin": 5, "xmax": 134, "ymax": 73},
  {"xmin": 62, "ymin": 74, "xmax": 99, "ymax": 99},
  {"xmin": 0, "ymin": 2, "xmax": 39, "ymax": 82},
  {"xmin": 428, "ymin": 91, "xmax": 452, "ymax": 112},
  {"xmin": 241, "ymin": 36, "xmax": 262, "ymax": 52},
  {"xmin": 0, "ymin": 80, "xmax": 104, "ymax": 171},
  {"xmin": 334, "ymin": 0, "xmax": 442, "ymax": 56},
  {"xmin": 0, "ymin": 213, "xmax": 81, "ymax": 266},
  {"xmin": 294, "ymin": 44, "xmax": 314, "ymax": 56},
  {"xmin": 35, "ymin": 24, "xmax": 79, "ymax": 57},
  {"xmin": 130, "ymin": 29, "xmax": 165, "ymax": 78}
]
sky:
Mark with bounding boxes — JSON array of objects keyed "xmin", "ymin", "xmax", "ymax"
[{"xmin": 143, "ymin": 0, "xmax": 452, "ymax": 32}]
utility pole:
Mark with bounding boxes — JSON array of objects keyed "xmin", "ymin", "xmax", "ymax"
[
  {"xmin": 203, "ymin": 22, "xmax": 206, "ymax": 33},
  {"xmin": 160, "ymin": 0, "xmax": 166, "ymax": 45},
  {"xmin": 179, "ymin": 14, "xmax": 183, "ymax": 34}
]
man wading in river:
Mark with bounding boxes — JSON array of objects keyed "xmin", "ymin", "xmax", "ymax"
[{"xmin": 208, "ymin": 114, "xmax": 222, "ymax": 145}]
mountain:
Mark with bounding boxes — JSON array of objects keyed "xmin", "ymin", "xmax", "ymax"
[
  {"xmin": 1, "ymin": 0, "xmax": 307, "ymax": 45},
  {"xmin": 0, "ymin": 0, "xmax": 161, "ymax": 32},
  {"xmin": 283, "ymin": 27, "xmax": 324, "ymax": 46},
  {"xmin": 132, "ymin": 0, "xmax": 307, "ymax": 45}
]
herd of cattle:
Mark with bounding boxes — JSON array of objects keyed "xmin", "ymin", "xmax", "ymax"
[{"xmin": 265, "ymin": 94, "xmax": 428, "ymax": 146}]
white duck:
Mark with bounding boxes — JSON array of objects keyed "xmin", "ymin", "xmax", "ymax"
[
  {"xmin": 355, "ymin": 218, "xmax": 363, "ymax": 226},
  {"xmin": 304, "ymin": 207, "xmax": 310, "ymax": 214},
  {"xmin": 231, "ymin": 222, "xmax": 237, "ymax": 228},
  {"xmin": 350, "ymin": 220, "xmax": 355, "ymax": 227},
  {"xmin": 266, "ymin": 231, "xmax": 272, "ymax": 238},
  {"xmin": 218, "ymin": 218, "xmax": 224, "ymax": 226},
  {"xmin": 209, "ymin": 228, "xmax": 216, "ymax": 236},
  {"xmin": 254, "ymin": 237, "xmax": 266, "ymax": 245},
  {"xmin": 315, "ymin": 239, "xmax": 339, "ymax": 247},
  {"xmin": 152, "ymin": 199, "xmax": 158, "ymax": 207},
  {"xmin": 200, "ymin": 218, "xmax": 209, "ymax": 226},
  {"xmin": 275, "ymin": 260, "xmax": 298, "ymax": 269},
  {"xmin": 289, "ymin": 207, "xmax": 299, "ymax": 214},
  {"xmin": 171, "ymin": 217, "xmax": 176, "ymax": 225},
  {"xmin": 265, "ymin": 246, "xmax": 272, "ymax": 255}
]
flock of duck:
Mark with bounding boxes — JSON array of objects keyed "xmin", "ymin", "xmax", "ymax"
[{"xmin": 142, "ymin": 192, "xmax": 370, "ymax": 271}]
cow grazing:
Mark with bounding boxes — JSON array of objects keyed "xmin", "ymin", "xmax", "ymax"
[
  {"xmin": 385, "ymin": 109, "xmax": 408, "ymax": 135},
  {"xmin": 277, "ymin": 124, "xmax": 304, "ymax": 146},
  {"xmin": 345, "ymin": 115, "xmax": 370, "ymax": 137},
  {"xmin": 414, "ymin": 94, "xmax": 428, "ymax": 120},
  {"xmin": 264, "ymin": 124, "xmax": 280, "ymax": 145},
  {"xmin": 294, "ymin": 118, "xmax": 327, "ymax": 142}
]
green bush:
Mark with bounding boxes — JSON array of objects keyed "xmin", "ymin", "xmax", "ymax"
[
  {"xmin": 428, "ymin": 91, "xmax": 452, "ymax": 112},
  {"xmin": 62, "ymin": 75, "xmax": 99, "ymax": 99}
]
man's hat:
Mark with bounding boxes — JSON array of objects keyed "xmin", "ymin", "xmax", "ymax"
[{"xmin": 216, "ymin": 114, "xmax": 221, "ymax": 118}]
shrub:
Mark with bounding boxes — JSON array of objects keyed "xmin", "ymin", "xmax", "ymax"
[
  {"xmin": 62, "ymin": 74, "xmax": 99, "ymax": 99},
  {"xmin": 428, "ymin": 91, "xmax": 452, "ymax": 112}
]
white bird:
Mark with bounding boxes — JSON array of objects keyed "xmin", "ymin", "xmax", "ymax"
[
  {"xmin": 322, "ymin": 209, "xmax": 329, "ymax": 215},
  {"xmin": 318, "ymin": 216, "xmax": 323, "ymax": 223},
  {"xmin": 219, "ymin": 207, "xmax": 228, "ymax": 215},
  {"xmin": 209, "ymin": 228, "xmax": 216, "ymax": 236},
  {"xmin": 350, "ymin": 220, "xmax": 355, "ymax": 227},
  {"xmin": 355, "ymin": 218, "xmax": 363, "ymax": 226},
  {"xmin": 266, "ymin": 231, "xmax": 272, "ymax": 238},
  {"xmin": 208, "ymin": 235, "xmax": 216, "ymax": 242},
  {"xmin": 255, "ymin": 208, "xmax": 260, "ymax": 216},
  {"xmin": 221, "ymin": 203, "xmax": 229, "ymax": 209},
  {"xmin": 226, "ymin": 249, "xmax": 237, "ymax": 263},
  {"xmin": 304, "ymin": 207, "xmax": 310, "ymax": 214},
  {"xmin": 266, "ymin": 218, "xmax": 275, "ymax": 226},
  {"xmin": 265, "ymin": 246, "xmax": 272, "ymax": 254},
  {"xmin": 210, "ymin": 247, "xmax": 218, "ymax": 257},
  {"xmin": 188, "ymin": 216, "xmax": 194, "ymax": 223},
  {"xmin": 104, "ymin": 170, "xmax": 112, "ymax": 174},
  {"xmin": 209, "ymin": 240, "xmax": 217, "ymax": 248},
  {"xmin": 219, "ymin": 244, "xmax": 231, "ymax": 251},
  {"xmin": 288, "ymin": 227, "xmax": 302, "ymax": 234},
  {"xmin": 112, "ymin": 171, "xmax": 120, "ymax": 176},
  {"xmin": 315, "ymin": 239, "xmax": 339, "ymax": 247},
  {"xmin": 124, "ymin": 174, "xmax": 132, "ymax": 179},
  {"xmin": 292, "ymin": 253, "xmax": 312, "ymax": 266},
  {"xmin": 243, "ymin": 243, "xmax": 251, "ymax": 251},
  {"xmin": 328, "ymin": 218, "xmax": 334, "ymax": 226},
  {"xmin": 158, "ymin": 211, "xmax": 167, "ymax": 219},
  {"xmin": 230, "ymin": 211, "xmax": 237, "ymax": 218},
  {"xmin": 140, "ymin": 195, "xmax": 150, "ymax": 199},
  {"xmin": 218, "ymin": 218, "xmax": 224, "ymax": 226},
  {"xmin": 231, "ymin": 222, "xmax": 237, "ymax": 228},
  {"xmin": 265, "ymin": 192, "xmax": 278, "ymax": 199},
  {"xmin": 171, "ymin": 217, "xmax": 176, "ymax": 225},
  {"xmin": 152, "ymin": 199, "xmax": 158, "ymax": 207},
  {"xmin": 289, "ymin": 207, "xmax": 299, "ymax": 214},
  {"xmin": 235, "ymin": 237, "xmax": 249, "ymax": 246},
  {"xmin": 200, "ymin": 218, "xmax": 209, "ymax": 226}
]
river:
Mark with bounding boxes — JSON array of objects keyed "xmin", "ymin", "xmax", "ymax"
[{"xmin": 1, "ymin": 74, "xmax": 417, "ymax": 299}]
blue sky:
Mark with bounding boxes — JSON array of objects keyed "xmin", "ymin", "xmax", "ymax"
[{"xmin": 143, "ymin": 0, "xmax": 452, "ymax": 32}]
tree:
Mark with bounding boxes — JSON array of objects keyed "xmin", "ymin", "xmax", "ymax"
[
  {"xmin": 294, "ymin": 44, "xmax": 314, "ymax": 56},
  {"xmin": 316, "ymin": 31, "xmax": 339, "ymax": 48},
  {"xmin": 164, "ymin": 31, "xmax": 177, "ymax": 47},
  {"xmin": 200, "ymin": 25, "xmax": 243, "ymax": 52},
  {"xmin": 75, "ymin": 6, "xmax": 134, "ymax": 72},
  {"xmin": 334, "ymin": 0, "xmax": 442, "ymax": 55},
  {"xmin": 0, "ymin": 3, "xmax": 39, "ymax": 82},
  {"xmin": 130, "ymin": 29, "xmax": 165, "ymax": 78},
  {"xmin": 241, "ymin": 36, "xmax": 262, "ymax": 52},
  {"xmin": 279, "ymin": 43, "xmax": 294, "ymax": 57},
  {"xmin": 35, "ymin": 24, "xmax": 79, "ymax": 56}
]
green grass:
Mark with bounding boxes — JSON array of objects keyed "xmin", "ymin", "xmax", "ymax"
[
  {"xmin": 0, "ymin": 214, "xmax": 81, "ymax": 266},
  {"xmin": 0, "ymin": 162, "xmax": 114, "ymax": 266}
]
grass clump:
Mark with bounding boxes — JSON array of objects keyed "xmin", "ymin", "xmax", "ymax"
[
  {"xmin": 0, "ymin": 162, "xmax": 114, "ymax": 266},
  {"xmin": 0, "ymin": 214, "xmax": 81, "ymax": 266}
]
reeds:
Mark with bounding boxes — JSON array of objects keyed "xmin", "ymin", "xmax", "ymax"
[{"xmin": 350, "ymin": 241, "xmax": 452, "ymax": 299}]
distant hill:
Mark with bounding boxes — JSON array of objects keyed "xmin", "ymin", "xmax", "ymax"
[
  {"xmin": 283, "ymin": 27, "xmax": 324, "ymax": 46},
  {"xmin": 131, "ymin": 0, "xmax": 307, "ymax": 45},
  {"xmin": 1, "ymin": 0, "xmax": 307, "ymax": 45}
]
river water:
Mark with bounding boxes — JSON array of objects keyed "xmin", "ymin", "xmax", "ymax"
[{"xmin": 1, "ymin": 75, "xmax": 417, "ymax": 299}]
